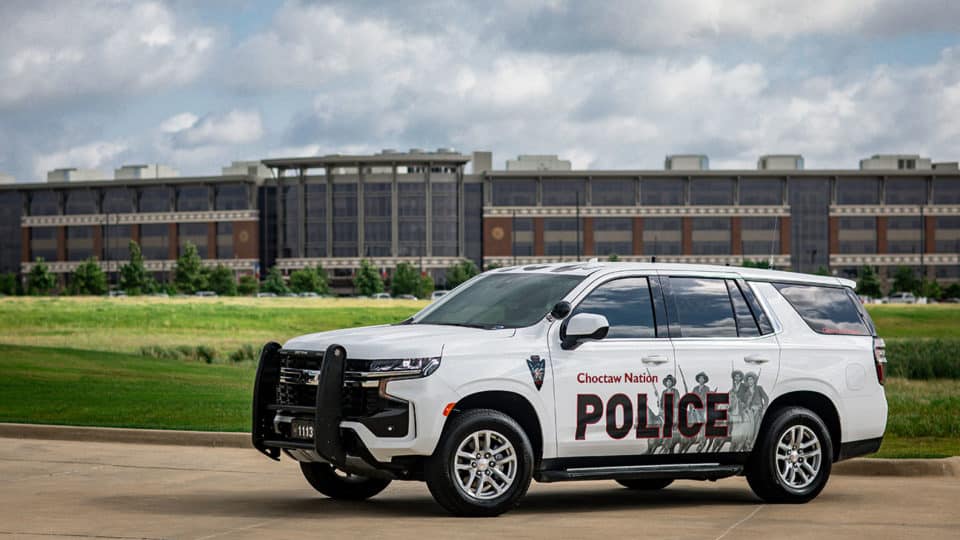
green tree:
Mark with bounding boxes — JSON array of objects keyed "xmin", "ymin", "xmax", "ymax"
[
  {"xmin": 815, "ymin": 265, "xmax": 831, "ymax": 276},
  {"xmin": 485, "ymin": 263, "xmax": 502, "ymax": 271},
  {"xmin": 238, "ymin": 274, "xmax": 259, "ymax": 295},
  {"xmin": 418, "ymin": 273, "xmax": 435, "ymax": 299},
  {"xmin": 354, "ymin": 259, "xmax": 384, "ymax": 296},
  {"xmin": 119, "ymin": 240, "xmax": 149, "ymax": 295},
  {"xmin": 606, "ymin": 254, "xmax": 620, "ymax": 262},
  {"xmin": 0, "ymin": 273, "xmax": 18, "ymax": 295},
  {"xmin": 173, "ymin": 242, "xmax": 206, "ymax": 294},
  {"xmin": 68, "ymin": 257, "xmax": 108, "ymax": 295},
  {"xmin": 741, "ymin": 259, "xmax": 772, "ymax": 269},
  {"xmin": 944, "ymin": 282, "xmax": 960, "ymax": 300},
  {"xmin": 27, "ymin": 258, "xmax": 56, "ymax": 295},
  {"xmin": 391, "ymin": 262, "xmax": 421, "ymax": 296},
  {"xmin": 919, "ymin": 279, "xmax": 942, "ymax": 301},
  {"xmin": 891, "ymin": 266, "xmax": 920, "ymax": 295},
  {"xmin": 206, "ymin": 265, "xmax": 237, "ymax": 296},
  {"xmin": 261, "ymin": 267, "xmax": 289, "ymax": 294},
  {"xmin": 289, "ymin": 266, "xmax": 330, "ymax": 294},
  {"xmin": 856, "ymin": 266, "xmax": 883, "ymax": 298},
  {"xmin": 444, "ymin": 260, "xmax": 479, "ymax": 289}
]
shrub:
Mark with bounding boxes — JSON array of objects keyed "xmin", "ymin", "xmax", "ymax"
[
  {"xmin": 27, "ymin": 258, "xmax": 57, "ymax": 295},
  {"xmin": 354, "ymin": 259, "xmax": 384, "ymax": 296},
  {"xmin": 68, "ymin": 257, "xmax": 108, "ymax": 295},
  {"xmin": 261, "ymin": 267, "xmax": 289, "ymax": 294},
  {"xmin": 289, "ymin": 266, "xmax": 329, "ymax": 294},
  {"xmin": 228, "ymin": 344, "xmax": 259, "ymax": 363},
  {"xmin": 238, "ymin": 274, "xmax": 259, "ymax": 295},
  {"xmin": 207, "ymin": 265, "xmax": 238, "ymax": 296},
  {"xmin": 119, "ymin": 241, "xmax": 149, "ymax": 295},
  {"xmin": 885, "ymin": 339, "xmax": 960, "ymax": 380},
  {"xmin": 445, "ymin": 260, "xmax": 479, "ymax": 289},
  {"xmin": 173, "ymin": 242, "xmax": 206, "ymax": 294}
]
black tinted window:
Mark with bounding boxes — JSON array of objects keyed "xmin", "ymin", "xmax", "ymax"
[
  {"xmin": 574, "ymin": 278, "xmax": 656, "ymax": 339},
  {"xmin": 774, "ymin": 283, "xmax": 869, "ymax": 336},
  {"xmin": 727, "ymin": 281, "xmax": 760, "ymax": 337},
  {"xmin": 669, "ymin": 277, "xmax": 738, "ymax": 337}
]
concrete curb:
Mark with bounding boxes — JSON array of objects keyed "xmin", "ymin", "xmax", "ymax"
[
  {"xmin": 1, "ymin": 423, "xmax": 957, "ymax": 477},
  {"xmin": 0, "ymin": 423, "xmax": 249, "ymax": 449}
]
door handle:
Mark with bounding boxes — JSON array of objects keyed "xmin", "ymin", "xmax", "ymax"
[
  {"xmin": 641, "ymin": 355, "xmax": 669, "ymax": 365},
  {"xmin": 744, "ymin": 355, "xmax": 770, "ymax": 364}
]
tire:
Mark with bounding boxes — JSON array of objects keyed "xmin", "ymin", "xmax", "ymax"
[
  {"xmin": 299, "ymin": 462, "xmax": 391, "ymax": 501},
  {"xmin": 616, "ymin": 478, "xmax": 674, "ymax": 490},
  {"xmin": 425, "ymin": 409, "xmax": 534, "ymax": 517},
  {"xmin": 746, "ymin": 407, "xmax": 833, "ymax": 503}
]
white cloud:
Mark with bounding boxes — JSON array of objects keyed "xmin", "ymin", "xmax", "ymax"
[
  {"xmin": 168, "ymin": 110, "xmax": 263, "ymax": 147},
  {"xmin": 0, "ymin": 1, "xmax": 216, "ymax": 107},
  {"xmin": 33, "ymin": 141, "xmax": 127, "ymax": 177}
]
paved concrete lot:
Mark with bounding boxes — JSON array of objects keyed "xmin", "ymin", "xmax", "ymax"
[{"xmin": 1, "ymin": 438, "xmax": 957, "ymax": 540}]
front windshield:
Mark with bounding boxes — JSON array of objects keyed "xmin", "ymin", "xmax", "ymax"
[{"xmin": 417, "ymin": 273, "xmax": 585, "ymax": 329}]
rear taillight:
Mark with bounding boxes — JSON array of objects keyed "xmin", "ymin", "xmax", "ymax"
[{"xmin": 873, "ymin": 337, "xmax": 886, "ymax": 385}]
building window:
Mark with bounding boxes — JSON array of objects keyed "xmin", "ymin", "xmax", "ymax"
[
  {"xmin": 464, "ymin": 183, "xmax": 483, "ymax": 264},
  {"xmin": 691, "ymin": 217, "xmax": 731, "ymax": 255},
  {"xmin": 935, "ymin": 216, "xmax": 960, "ymax": 253},
  {"xmin": 512, "ymin": 217, "xmax": 534, "ymax": 256},
  {"xmin": 542, "ymin": 179, "xmax": 586, "ymax": 206},
  {"xmin": 641, "ymin": 179, "xmax": 683, "ymax": 206},
  {"xmin": 282, "ymin": 185, "xmax": 300, "ymax": 258},
  {"xmin": 364, "ymin": 183, "xmax": 392, "ymax": 257},
  {"xmin": 103, "ymin": 188, "xmax": 134, "ymax": 213},
  {"xmin": 30, "ymin": 227, "xmax": 58, "ymax": 261},
  {"xmin": 398, "ymin": 183, "xmax": 425, "ymax": 256},
  {"xmin": 933, "ymin": 179, "xmax": 960, "ymax": 204},
  {"xmin": 304, "ymin": 183, "xmax": 326, "ymax": 257},
  {"xmin": 593, "ymin": 218, "xmax": 632, "ymax": 256},
  {"xmin": 29, "ymin": 191, "xmax": 60, "ymax": 216},
  {"xmin": 215, "ymin": 184, "xmax": 248, "ymax": 210},
  {"xmin": 739, "ymin": 179, "xmax": 782, "ymax": 205},
  {"xmin": 66, "ymin": 226, "xmax": 94, "ymax": 261},
  {"xmin": 176, "ymin": 185, "xmax": 210, "ymax": 212},
  {"xmin": 140, "ymin": 224, "xmax": 168, "ymax": 259},
  {"xmin": 139, "ymin": 187, "xmax": 171, "ymax": 212},
  {"xmin": 642, "ymin": 218, "xmax": 681, "ymax": 255},
  {"xmin": 591, "ymin": 179, "xmax": 635, "ymax": 206},
  {"xmin": 740, "ymin": 217, "xmax": 780, "ymax": 255},
  {"xmin": 543, "ymin": 218, "xmax": 580, "ymax": 257},
  {"xmin": 178, "ymin": 223, "xmax": 208, "ymax": 258},
  {"xmin": 432, "ymin": 182, "xmax": 458, "ymax": 256},
  {"xmin": 332, "ymin": 183, "xmax": 358, "ymax": 257},
  {"xmin": 492, "ymin": 180, "xmax": 536, "ymax": 206},
  {"xmin": 838, "ymin": 217, "xmax": 876, "ymax": 254},
  {"xmin": 690, "ymin": 178, "xmax": 734, "ymax": 205},
  {"xmin": 887, "ymin": 216, "xmax": 922, "ymax": 254},
  {"xmin": 836, "ymin": 178, "xmax": 880, "ymax": 205},
  {"xmin": 217, "ymin": 223, "xmax": 233, "ymax": 259},
  {"xmin": 885, "ymin": 178, "xmax": 926, "ymax": 205},
  {"xmin": 104, "ymin": 224, "xmax": 131, "ymax": 261},
  {"xmin": 65, "ymin": 190, "xmax": 97, "ymax": 215}
]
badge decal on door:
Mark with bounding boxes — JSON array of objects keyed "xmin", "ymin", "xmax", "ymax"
[{"xmin": 527, "ymin": 355, "xmax": 545, "ymax": 390}]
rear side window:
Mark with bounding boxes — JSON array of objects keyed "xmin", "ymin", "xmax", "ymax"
[
  {"xmin": 774, "ymin": 283, "xmax": 870, "ymax": 336},
  {"xmin": 726, "ymin": 281, "xmax": 761, "ymax": 337},
  {"xmin": 669, "ymin": 277, "xmax": 738, "ymax": 337}
]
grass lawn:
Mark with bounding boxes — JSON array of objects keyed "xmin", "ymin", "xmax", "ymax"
[{"xmin": 0, "ymin": 298, "xmax": 957, "ymax": 458}]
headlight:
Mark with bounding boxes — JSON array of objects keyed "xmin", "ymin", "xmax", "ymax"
[{"xmin": 363, "ymin": 356, "xmax": 441, "ymax": 378}]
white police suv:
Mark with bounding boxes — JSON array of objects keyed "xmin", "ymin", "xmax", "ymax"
[{"xmin": 253, "ymin": 262, "xmax": 887, "ymax": 516}]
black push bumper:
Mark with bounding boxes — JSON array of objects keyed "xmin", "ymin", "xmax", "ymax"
[{"xmin": 252, "ymin": 342, "xmax": 410, "ymax": 475}]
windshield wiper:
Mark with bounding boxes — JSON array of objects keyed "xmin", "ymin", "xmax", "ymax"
[{"xmin": 418, "ymin": 322, "xmax": 499, "ymax": 330}]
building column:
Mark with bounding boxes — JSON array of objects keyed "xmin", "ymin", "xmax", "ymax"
[
  {"xmin": 632, "ymin": 217, "xmax": 643, "ymax": 256},
  {"xmin": 357, "ymin": 163, "xmax": 365, "ymax": 258},
  {"xmin": 828, "ymin": 216, "xmax": 839, "ymax": 256},
  {"xmin": 533, "ymin": 218, "xmax": 544, "ymax": 256},
  {"xmin": 21, "ymin": 228, "xmax": 30, "ymax": 262},
  {"xmin": 56, "ymin": 226, "xmax": 66, "ymax": 261},
  {"xmin": 582, "ymin": 217, "xmax": 594, "ymax": 255},
  {"xmin": 424, "ymin": 164, "xmax": 432, "ymax": 257},
  {"xmin": 391, "ymin": 165, "xmax": 399, "ymax": 257},
  {"xmin": 457, "ymin": 166, "xmax": 465, "ymax": 258},
  {"xmin": 93, "ymin": 226, "xmax": 103, "ymax": 260},
  {"xmin": 731, "ymin": 217, "xmax": 742, "ymax": 255},
  {"xmin": 681, "ymin": 217, "xmax": 692, "ymax": 255},
  {"xmin": 298, "ymin": 169, "xmax": 306, "ymax": 258},
  {"xmin": 275, "ymin": 172, "xmax": 284, "ymax": 261},
  {"xmin": 168, "ymin": 223, "xmax": 179, "ymax": 260},
  {"xmin": 207, "ymin": 223, "xmax": 217, "ymax": 259},
  {"xmin": 780, "ymin": 217, "xmax": 791, "ymax": 255},
  {"xmin": 876, "ymin": 216, "xmax": 888, "ymax": 254},
  {"xmin": 925, "ymin": 216, "xmax": 936, "ymax": 254},
  {"xmin": 131, "ymin": 224, "xmax": 140, "ymax": 245}
]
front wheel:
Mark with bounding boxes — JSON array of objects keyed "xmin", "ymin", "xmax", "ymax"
[
  {"xmin": 299, "ymin": 462, "xmax": 391, "ymax": 500},
  {"xmin": 746, "ymin": 407, "xmax": 833, "ymax": 503},
  {"xmin": 425, "ymin": 409, "xmax": 534, "ymax": 517}
]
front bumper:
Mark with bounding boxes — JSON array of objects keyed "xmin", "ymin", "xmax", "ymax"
[{"xmin": 252, "ymin": 343, "xmax": 415, "ymax": 476}]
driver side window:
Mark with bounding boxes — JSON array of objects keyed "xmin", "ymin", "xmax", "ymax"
[{"xmin": 572, "ymin": 277, "xmax": 656, "ymax": 339}]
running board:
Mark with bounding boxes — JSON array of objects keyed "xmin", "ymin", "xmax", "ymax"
[{"xmin": 535, "ymin": 463, "xmax": 743, "ymax": 483}]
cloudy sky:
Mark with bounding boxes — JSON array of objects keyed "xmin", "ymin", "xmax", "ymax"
[{"xmin": 1, "ymin": 0, "xmax": 959, "ymax": 181}]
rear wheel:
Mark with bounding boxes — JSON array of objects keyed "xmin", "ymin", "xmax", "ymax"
[
  {"xmin": 616, "ymin": 478, "xmax": 673, "ymax": 490},
  {"xmin": 746, "ymin": 407, "xmax": 832, "ymax": 503},
  {"xmin": 299, "ymin": 462, "xmax": 391, "ymax": 500},
  {"xmin": 425, "ymin": 409, "xmax": 534, "ymax": 517}
]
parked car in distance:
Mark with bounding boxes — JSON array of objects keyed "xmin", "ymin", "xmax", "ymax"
[
  {"xmin": 397, "ymin": 294, "xmax": 418, "ymax": 300},
  {"xmin": 371, "ymin": 293, "xmax": 392, "ymax": 300},
  {"xmin": 299, "ymin": 292, "xmax": 320, "ymax": 298},
  {"xmin": 885, "ymin": 292, "xmax": 917, "ymax": 304},
  {"xmin": 256, "ymin": 292, "xmax": 278, "ymax": 298},
  {"xmin": 108, "ymin": 290, "xmax": 127, "ymax": 297},
  {"xmin": 430, "ymin": 290, "xmax": 448, "ymax": 301},
  {"xmin": 194, "ymin": 291, "xmax": 217, "ymax": 297}
]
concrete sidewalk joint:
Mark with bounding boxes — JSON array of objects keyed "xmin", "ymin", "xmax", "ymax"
[{"xmin": 1, "ymin": 423, "xmax": 957, "ymax": 477}]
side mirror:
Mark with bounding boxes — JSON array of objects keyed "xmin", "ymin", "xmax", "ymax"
[
  {"xmin": 551, "ymin": 301, "xmax": 572, "ymax": 320},
  {"xmin": 561, "ymin": 313, "xmax": 609, "ymax": 350}
]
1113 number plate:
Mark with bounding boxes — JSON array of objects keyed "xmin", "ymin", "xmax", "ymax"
[{"xmin": 290, "ymin": 419, "xmax": 314, "ymax": 441}]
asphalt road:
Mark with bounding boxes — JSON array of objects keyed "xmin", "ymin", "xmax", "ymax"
[{"xmin": 1, "ymin": 438, "xmax": 957, "ymax": 540}]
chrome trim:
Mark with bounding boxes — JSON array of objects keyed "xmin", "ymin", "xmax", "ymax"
[
  {"xmin": 273, "ymin": 413, "xmax": 294, "ymax": 434},
  {"xmin": 343, "ymin": 369, "xmax": 423, "ymax": 379},
  {"xmin": 280, "ymin": 367, "xmax": 321, "ymax": 386},
  {"xmin": 566, "ymin": 463, "xmax": 721, "ymax": 473}
]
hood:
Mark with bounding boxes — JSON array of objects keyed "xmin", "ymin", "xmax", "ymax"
[{"xmin": 282, "ymin": 323, "xmax": 516, "ymax": 359}]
